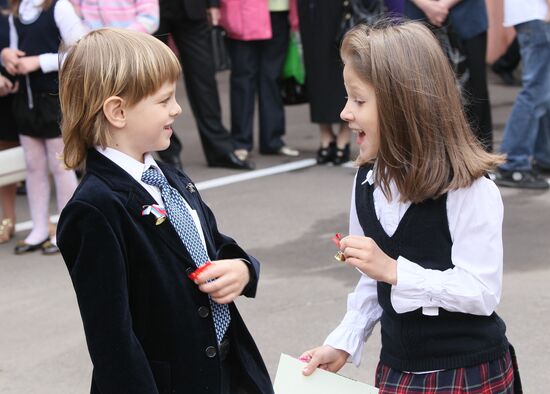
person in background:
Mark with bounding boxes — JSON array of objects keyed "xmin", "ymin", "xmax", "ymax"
[
  {"xmin": 298, "ymin": 0, "xmax": 351, "ymax": 165},
  {"xmin": 0, "ymin": 0, "xmax": 19, "ymax": 245},
  {"xmin": 405, "ymin": 0, "xmax": 494, "ymax": 151},
  {"xmin": 1, "ymin": 0, "xmax": 87, "ymax": 254},
  {"xmin": 155, "ymin": 0, "xmax": 255, "ymax": 170},
  {"xmin": 220, "ymin": 0, "xmax": 299, "ymax": 162},
  {"xmin": 494, "ymin": 0, "xmax": 550, "ymax": 189}
]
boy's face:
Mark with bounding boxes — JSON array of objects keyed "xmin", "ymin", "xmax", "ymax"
[
  {"xmin": 341, "ymin": 65, "xmax": 380, "ymax": 162},
  {"xmin": 123, "ymin": 81, "xmax": 182, "ymax": 160}
]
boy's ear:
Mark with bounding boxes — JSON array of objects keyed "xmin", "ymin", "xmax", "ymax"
[{"xmin": 103, "ymin": 96, "xmax": 126, "ymax": 129}]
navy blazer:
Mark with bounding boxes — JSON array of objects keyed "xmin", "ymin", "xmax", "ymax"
[{"xmin": 57, "ymin": 149, "xmax": 273, "ymax": 394}]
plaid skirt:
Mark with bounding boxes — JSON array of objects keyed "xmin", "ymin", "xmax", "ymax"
[{"xmin": 375, "ymin": 346, "xmax": 522, "ymax": 394}]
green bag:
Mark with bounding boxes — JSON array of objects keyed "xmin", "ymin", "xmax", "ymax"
[{"xmin": 282, "ymin": 31, "xmax": 305, "ymax": 85}]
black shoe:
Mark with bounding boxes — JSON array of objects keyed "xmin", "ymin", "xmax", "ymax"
[
  {"xmin": 494, "ymin": 169, "xmax": 549, "ymax": 190},
  {"xmin": 533, "ymin": 161, "xmax": 550, "ymax": 176},
  {"xmin": 332, "ymin": 144, "xmax": 350, "ymax": 166},
  {"xmin": 14, "ymin": 238, "xmax": 50, "ymax": 255},
  {"xmin": 41, "ymin": 240, "xmax": 60, "ymax": 255},
  {"xmin": 317, "ymin": 142, "xmax": 335, "ymax": 164},
  {"xmin": 490, "ymin": 66, "xmax": 520, "ymax": 86},
  {"xmin": 208, "ymin": 152, "xmax": 255, "ymax": 170}
]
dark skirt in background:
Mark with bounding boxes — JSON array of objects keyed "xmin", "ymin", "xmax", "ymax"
[
  {"xmin": 297, "ymin": 0, "xmax": 347, "ymax": 124},
  {"xmin": 0, "ymin": 95, "xmax": 18, "ymax": 141},
  {"xmin": 12, "ymin": 90, "xmax": 61, "ymax": 139}
]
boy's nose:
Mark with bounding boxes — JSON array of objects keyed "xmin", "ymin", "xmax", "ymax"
[{"xmin": 172, "ymin": 103, "xmax": 182, "ymax": 117}]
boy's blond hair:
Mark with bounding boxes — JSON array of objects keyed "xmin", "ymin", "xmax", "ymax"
[
  {"xmin": 60, "ymin": 28, "xmax": 182, "ymax": 169},
  {"xmin": 341, "ymin": 21, "xmax": 504, "ymax": 203}
]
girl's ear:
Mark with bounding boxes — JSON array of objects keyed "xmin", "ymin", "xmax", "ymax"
[{"xmin": 103, "ymin": 96, "xmax": 126, "ymax": 129}]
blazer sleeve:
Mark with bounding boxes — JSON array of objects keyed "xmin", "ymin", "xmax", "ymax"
[
  {"xmin": 198, "ymin": 198, "xmax": 260, "ymax": 298},
  {"xmin": 57, "ymin": 201, "xmax": 159, "ymax": 394}
]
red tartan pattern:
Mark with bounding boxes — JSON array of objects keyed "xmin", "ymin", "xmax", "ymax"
[{"xmin": 375, "ymin": 351, "xmax": 517, "ymax": 394}]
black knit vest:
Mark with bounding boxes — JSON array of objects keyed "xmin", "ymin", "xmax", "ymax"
[
  {"xmin": 355, "ymin": 166, "xmax": 508, "ymax": 372},
  {"xmin": 14, "ymin": 0, "xmax": 60, "ymax": 93}
]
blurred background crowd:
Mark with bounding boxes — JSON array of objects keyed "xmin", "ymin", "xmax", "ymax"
[{"xmin": 0, "ymin": 0, "xmax": 549, "ymax": 254}]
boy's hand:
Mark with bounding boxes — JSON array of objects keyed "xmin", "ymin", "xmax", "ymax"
[
  {"xmin": 1, "ymin": 48, "xmax": 25, "ymax": 75},
  {"xmin": 194, "ymin": 259, "xmax": 250, "ymax": 304},
  {"xmin": 300, "ymin": 346, "xmax": 349, "ymax": 376},
  {"xmin": 339, "ymin": 235, "xmax": 398, "ymax": 285},
  {"xmin": 16, "ymin": 56, "xmax": 40, "ymax": 74}
]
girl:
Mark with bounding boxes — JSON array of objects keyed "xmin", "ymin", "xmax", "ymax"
[
  {"xmin": 0, "ymin": 0, "xmax": 87, "ymax": 254},
  {"xmin": 301, "ymin": 21, "xmax": 521, "ymax": 393}
]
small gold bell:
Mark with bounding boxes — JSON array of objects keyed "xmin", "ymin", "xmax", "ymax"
[
  {"xmin": 155, "ymin": 217, "xmax": 166, "ymax": 226},
  {"xmin": 334, "ymin": 251, "xmax": 346, "ymax": 262}
]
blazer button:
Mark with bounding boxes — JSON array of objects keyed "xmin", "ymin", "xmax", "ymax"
[
  {"xmin": 205, "ymin": 346, "xmax": 217, "ymax": 358},
  {"xmin": 198, "ymin": 306, "xmax": 210, "ymax": 318}
]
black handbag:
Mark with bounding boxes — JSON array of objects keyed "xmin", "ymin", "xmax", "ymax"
[
  {"xmin": 210, "ymin": 27, "xmax": 231, "ymax": 72},
  {"xmin": 337, "ymin": 0, "xmax": 386, "ymax": 43},
  {"xmin": 431, "ymin": 22, "xmax": 470, "ymax": 88}
]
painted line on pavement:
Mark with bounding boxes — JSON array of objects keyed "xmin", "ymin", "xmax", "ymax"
[{"xmin": 14, "ymin": 158, "xmax": 317, "ymax": 234}]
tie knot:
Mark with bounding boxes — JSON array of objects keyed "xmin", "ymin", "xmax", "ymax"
[{"xmin": 141, "ymin": 166, "xmax": 168, "ymax": 189}]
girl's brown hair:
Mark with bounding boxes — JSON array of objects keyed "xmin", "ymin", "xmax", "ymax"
[
  {"xmin": 10, "ymin": 0, "xmax": 55, "ymax": 16},
  {"xmin": 59, "ymin": 28, "xmax": 182, "ymax": 169},
  {"xmin": 341, "ymin": 20, "xmax": 503, "ymax": 203}
]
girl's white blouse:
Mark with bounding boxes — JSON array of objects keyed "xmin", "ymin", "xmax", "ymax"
[{"xmin": 324, "ymin": 169, "xmax": 504, "ymax": 367}]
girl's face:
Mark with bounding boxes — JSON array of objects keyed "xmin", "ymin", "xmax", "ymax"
[{"xmin": 340, "ymin": 65, "xmax": 380, "ymax": 162}]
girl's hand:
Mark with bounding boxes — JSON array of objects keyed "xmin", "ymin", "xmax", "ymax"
[
  {"xmin": 1, "ymin": 48, "xmax": 25, "ymax": 75},
  {"xmin": 0, "ymin": 75, "xmax": 18, "ymax": 97},
  {"xmin": 417, "ymin": 0, "xmax": 449, "ymax": 27},
  {"xmin": 300, "ymin": 346, "xmax": 349, "ymax": 376},
  {"xmin": 339, "ymin": 235, "xmax": 398, "ymax": 285},
  {"xmin": 16, "ymin": 56, "xmax": 40, "ymax": 75},
  {"xmin": 194, "ymin": 259, "xmax": 250, "ymax": 304}
]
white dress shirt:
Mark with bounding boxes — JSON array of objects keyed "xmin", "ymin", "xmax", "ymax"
[
  {"xmin": 9, "ymin": 0, "xmax": 88, "ymax": 73},
  {"xmin": 324, "ymin": 169, "xmax": 504, "ymax": 368},
  {"xmin": 504, "ymin": 0, "xmax": 549, "ymax": 27},
  {"xmin": 96, "ymin": 147, "xmax": 208, "ymax": 250}
]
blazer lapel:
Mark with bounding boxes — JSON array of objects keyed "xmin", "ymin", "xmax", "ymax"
[{"xmin": 126, "ymin": 189, "xmax": 194, "ymax": 264}]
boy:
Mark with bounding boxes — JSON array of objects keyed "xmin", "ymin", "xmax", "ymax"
[{"xmin": 57, "ymin": 28, "xmax": 273, "ymax": 394}]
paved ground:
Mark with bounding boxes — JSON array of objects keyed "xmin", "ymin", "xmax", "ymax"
[{"xmin": 1, "ymin": 70, "xmax": 549, "ymax": 393}]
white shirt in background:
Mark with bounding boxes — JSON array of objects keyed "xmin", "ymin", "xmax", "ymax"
[{"xmin": 504, "ymin": 0, "xmax": 549, "ymax": 26}]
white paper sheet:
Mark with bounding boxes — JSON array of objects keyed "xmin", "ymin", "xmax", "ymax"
[{"xmin": 273, "ymin": 353, "xmax": 379, "ymax": 394}]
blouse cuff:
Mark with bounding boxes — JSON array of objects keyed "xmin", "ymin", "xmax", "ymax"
[
  {"xmin": 392, "ymin": 256, "xmax": 439, "ymax": 315},
  {"xmin": 39, "ymin": 53, "xmax": 59, "ymax": 73},
  {"xmin": 323, "ymin": 311, "xmax": 372, "ymax": 367}
]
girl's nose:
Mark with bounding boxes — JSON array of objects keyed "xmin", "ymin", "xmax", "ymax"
[{"xmin": 340, "ymin": 103, "xmax": 353, "ymax": 122}]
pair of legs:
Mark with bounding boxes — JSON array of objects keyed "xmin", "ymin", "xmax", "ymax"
[
  {"xmin": 19, "ymin": 135, "xmax": 77, "ymax": 245},
  {"xmin": 227, "ymin": 12, "xmax": 294, "ymax": 156},
  {"xmin": 156, "ymin": 16, "xmax": 252, "ymax": 169},
  {"xmin": 497, "ymin": 20, "xmax": 550, "ymax": 189},
  {"xmin": 0, "ymin": 140, "xmax": 19, "ymax": 243},
  {"xmin": 317, "ymin": 123, "xmax": 351, "ymax": 165}
]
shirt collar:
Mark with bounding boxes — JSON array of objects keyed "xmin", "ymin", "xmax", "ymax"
[{"xmin": 95, "ymin": 147, "xmax": 161, "ymax": 184}]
